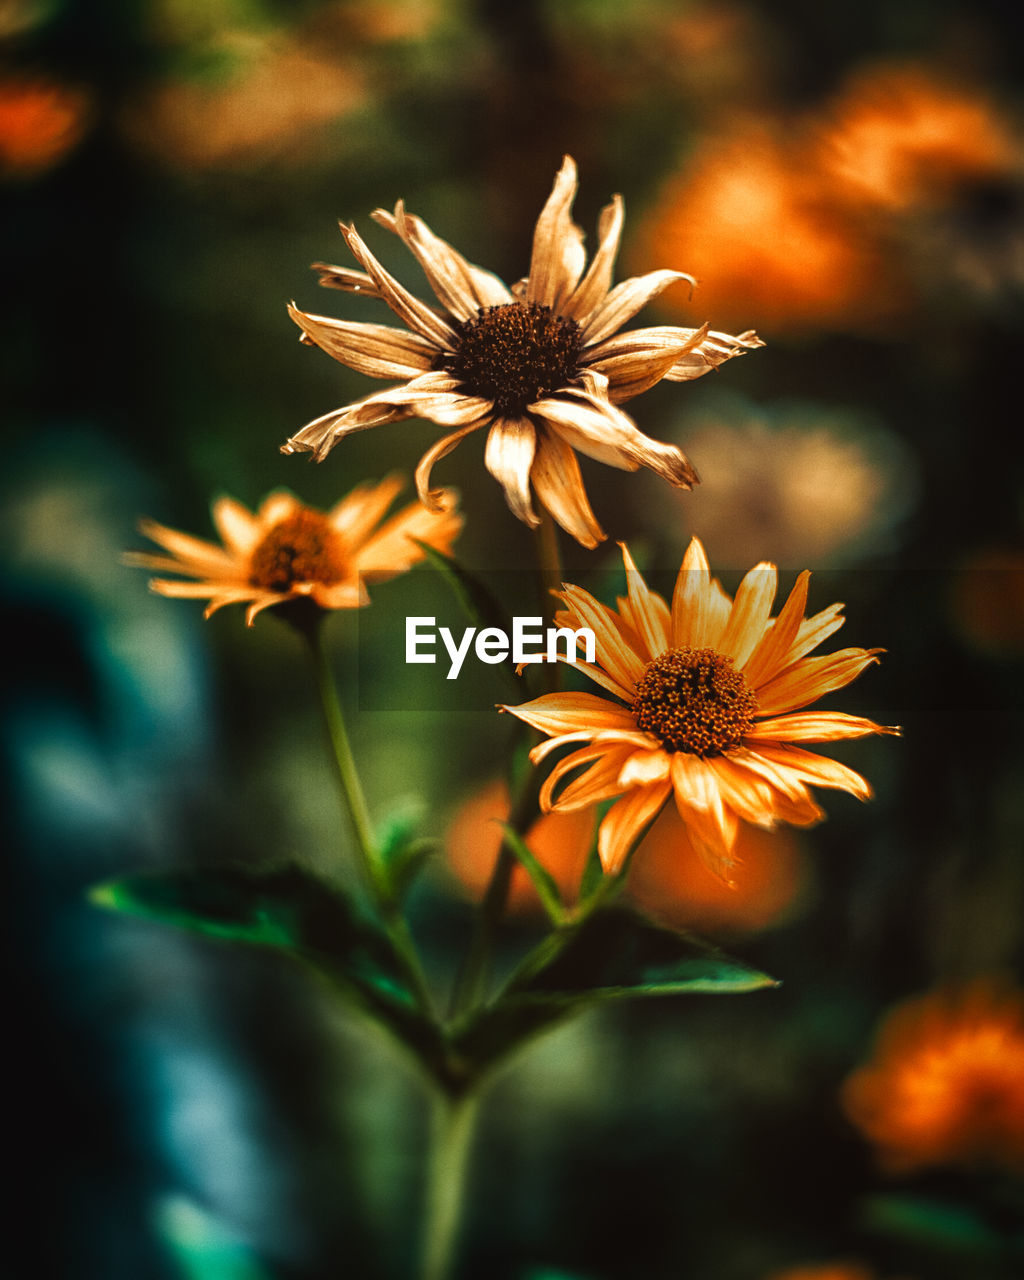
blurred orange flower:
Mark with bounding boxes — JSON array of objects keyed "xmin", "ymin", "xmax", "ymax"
[
  {"xmin": 126, "ymin": 476, "xmax": 461, "ymax": 625},
  {"xmin": 843, "ymin": 980, "xmax": 1024, "ymax": 1174},
  {"xmin": 949, "ymin": 547, "xmax": 1024, "ymax": 657},
  {"xmin": 0, "ymin": 76, "xmax": 90, "ymax": 177},
  {"xmin": 638, "ymin": 127, "xmax": 899, "ymax": 335},
  {"xmin": 765, "ymin": 1265, "xmax": 878, "ymax": 1280},
  {"xmin": 628, "ymin": 805, "xmax": 807, "ymax": 936},
  {"xmin": 819, "ymin": 64, "xmax": 1017, "ymax": 214},
  {"xmin": 445, "ymin": 779, "xmax": 595, "ymax": 914}
]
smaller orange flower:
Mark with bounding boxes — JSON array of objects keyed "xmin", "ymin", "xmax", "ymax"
[
  {"xmin": 127, "ymin": 475, "xmax": 461, "ymax": 624},
  {"xmin": 843, "ymin": 980, "xmax": 1024, "ymax": 1174},
  {"xmin": 446, "ymin": 779, "xmax": 595, "ymax": 914}
]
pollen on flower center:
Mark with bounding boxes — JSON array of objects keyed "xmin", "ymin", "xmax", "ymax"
[
  {"xmin": 632, "ymin": 646, "xmax": 758, "ymax": 756},
  {"xmin": 249, "ymin": 509, "xmax": 347, "ymax": 592},
  {"xmin": 439, "ymin": 301, "xmax": 584, "ymax": 415}
]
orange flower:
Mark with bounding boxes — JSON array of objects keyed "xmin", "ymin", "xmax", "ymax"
[
  {"xmin": 819, "ymin": 64, "xmax": 1017, "ymax": 214},
  {"xmin": 126, "ymin": 475, "xmax": 461, "ymax": 625},
  {"xmin": 0, "ymin": 76, "xmax": 89, "ymax": 177},
  {"xmin": 501, "ymin": 538, "xmax": 897, "ymax": 879},
  {"xmin": 628, "ymin": 805, "xmax": 807, "ymax": 935},
  {"xmin": 765, "ymin": 1266, "xmax": 878, "ymax": 1280},
  {"xmin": 282, "ymin": 157, "xmax": 761, "ymax": 547},
  {"xmin": 843, "ymin": 980, "xmax": 1024, "ymax": 1174},
  {"xmin": 638, "ymin": 129, "xmax": 898, "ymax": 335},
  {"xmin": 445, "ymin": 779, "xmax": 595, "ymax": 914}
]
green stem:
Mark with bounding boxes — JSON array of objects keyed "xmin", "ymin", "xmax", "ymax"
[
  {"xmin": 300, "ymin": 618, "xmax": 435, "ymax": 1017},
  {"xmin": 420, "ymin": 1089, "xmax": 480, "ymax": 1280},
  {"xmin": 533, "ymin": 509, "xmax": 564, "ymax": 626},
  {"xmin": 448, "ymin": 518, "xmax": 565, "ymax": 1016}
]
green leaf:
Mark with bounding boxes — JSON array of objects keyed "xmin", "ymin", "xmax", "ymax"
[
  {"xmin": 451, "ymin": 908, "xmax": 776, "ymax": 1075},
  {"xmin": 498, "ymin": 821, "xmax": 565, "ymax": 925},
  {"xmin": 513, "ymin": 908, "xmax": 778, "ymax": 1000},
  {"xmin": 374, "ymin": 796, "xmax": 437, "ymax": 901},
  {"xmin": 861, "ymin": 1194, "xmax": 1012, "ymax": 1258},
  {"xmin": 155, "ymin": 1196, "xmax": 275, "ymax": 1280},
  {"xmin": 90, "ymin": 864, "xmax": 447, "ymax": 1073}
]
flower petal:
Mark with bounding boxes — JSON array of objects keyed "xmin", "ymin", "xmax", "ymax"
[
  {"xmin": 353, "ymin": 493, "xmax": 462, "ymax": 579},
  {"xmin": 670, "ymin": 753, "xmax": 741, "ymax": 879},
  {"xmin": 414, "ymin": 419, "xmax": 489, "ymax": 510},
  {"xmin": 663, "ymin": 329, "xmax": 765, "ymax": 382},
  {"xmin": 718, "ymin": 561, "xmax": 777, "ymax": 668},
  {"xmin": 619, "ymin": 543, "xmax": 670, "ymax": 660},
  {"xmin": 562, "ymin": 194, "xmax": 624, "ymax": 322},
  {"xmin": 484, "ymin": 418, "xmax": 539, "ymax": 528},
  {"xmin": 372, "ymin": 202, "xmax": 513, "ymax": 318},
  {"xmin": 752, "ymin": 742, "xmax": 875, "ymax": 801},
  {"xmin": 537, "ymin": 374, "xmax": 698, "ymax": 489},
  {"xmin": 581, "ymin": 269, "xmax": 697, "ymax": 345},
  {"xmin": 545, "ymin": 743, "xmax": 638, "ymax": 812},
  {"xmin": 618, "ymin": 747, "xmax": 672, "ymax": 787},
  {"xmin": 745, "ymin": 712, "xmax": 900, "ymax": 742},
  {"xmin": 584, "ymin": 323, "xmax": 712, "ymax": 403},
  {"xmin": 529, "ymin": 429, "xmax": 606, "ymax": 550},
  {"xmin": 337, "ymin": 220, "xmax": 456, "ymax": 348},
  {"xmin": 755, "ymin": 647, "xmax": 883, "ymax": 716},
  {"xmin": 287, "ymin": 304, "xmax": 436, "ymax": 378},
  {"xmin": 526, "ymin": 155, "xmax": 585, "ymax": 309},
  {"xmin": 311, "ymin": 262, "xmax": 382, "ymax": 297},
  {"xmin": 743, "ymin": 570, "xmax": 811, "ymax": 690},
  {"xmin": 132, "ymin": 519, "xmax": 241, "ymax": 579},
  {"xmin": 499, "ymin": 690, "xmax": 638, "ymax": 738},
  {"xmin": 670, "ymin": 536, "xmax": 714, "ymax": 649},
  {"xmin": 557, "ymin": 583, "xmax": 647, "ymax": 692},
  {"xmin": 328, "ymin": 474, "xmax": 406, "ymax": 542},
  {"xmin": 598, "ymin": 780, "xmax": 672, "ymax": 873}
]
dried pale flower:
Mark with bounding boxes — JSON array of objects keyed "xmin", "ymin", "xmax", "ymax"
[
  {"xmin": 126, "ymin": 475, "xmax": 461, "ymax": 625},
  {"xmin": 282, "ymin": 156, "xmax": 762, "ymax": 548},
  {"xmin": 446, "ymin": 779, "xmax": 595, "ymax": 914},
  {"xmin": 501, "ymin": 538, "xmax": 897, "ymax": 879},
  {"xmin": 843, "ymin": 980, "xmax": 1024, "ymax": 1174}
]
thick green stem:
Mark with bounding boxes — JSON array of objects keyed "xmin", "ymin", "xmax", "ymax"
[
  {"xmin": 420, "ymin": 1090, "xmax": 480, "ymax": 1280},
  {"xmin": 300, "ymin": 618, "xmax": 435, "ymax": 1017},
  {"xmin": 533, "ymin": 509, "xmax": 564, "ymax": 627}
]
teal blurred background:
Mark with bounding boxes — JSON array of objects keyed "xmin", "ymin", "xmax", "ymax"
[{"xmin": 4, "ymin": 1, "xmax": 1024, "ymax": 1277}]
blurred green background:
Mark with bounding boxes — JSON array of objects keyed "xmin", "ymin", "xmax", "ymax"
[{"xmin": 4, "ymin": 1, "xmax": 1024, "ymax": 1277}]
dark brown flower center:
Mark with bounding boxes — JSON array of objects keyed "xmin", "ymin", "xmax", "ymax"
[
  {"xmin": 439, "ymin": 301, "xmax": 584, "ymax": 415},
  {"xmin": 249, "ymin": 509, "xmax": 347, "ymax": 592},
  {"xmin": 632, "ymin": 646, "xmax": 758, "ymax": 756}
]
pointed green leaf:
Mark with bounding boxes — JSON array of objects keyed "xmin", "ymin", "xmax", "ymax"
[
  {"xmin": 451, "ymin": 908, "xmax": 776, "ymax": 1075},
  {"xmin": 90, "ymin": 864, "xmax": 447, "ymax": 1071},
  {"xmin": 374, "ymin": 796, "xmax": 437, "ymax": 901},
  {"xmin": 861, "ymin": 1194, "xmax": 1011, "ymax": 1258},
  {"xmin": 498, "ymin": 821, "xmax": 565, "ymax": 925}
]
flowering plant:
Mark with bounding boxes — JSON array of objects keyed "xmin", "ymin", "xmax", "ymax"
[{"xmin": 107, "ymin": 159, "xmax": 895, "ymax": 1280}]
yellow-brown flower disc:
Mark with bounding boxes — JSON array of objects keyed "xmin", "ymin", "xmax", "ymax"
[
  {"xmin": 632, "ymin": 646, "xmax": 758, "ymax": 756},
  {"xmin": 249, "ymin": 510, "xmax": 347, "ymax": 591}
]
